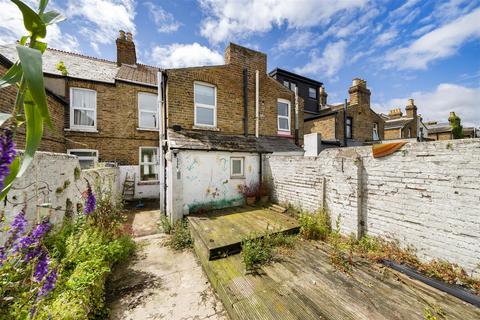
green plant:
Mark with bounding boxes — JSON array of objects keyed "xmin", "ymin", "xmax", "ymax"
[
  {"xmin": 328, "ymin": 215, "xmax": 353, "ymax": 272},
  {"xmin": 56, "ymin": 60, "xmax": 68, "ymax": 76},
  {"xmin": 167, "ymin": 219, "xmax": 193, "ymax": 250},
  {"xmin": 242, "ymin": 232, "xmax": 273, "ymax": 271},
  {"xmin": 0, "ymin": 0, "xmax": 66, "ymax": 200},
  {"xmin": 298, "ymin": 209, "xmax": 331, "ymax": 240},
  {"xmin": 423, "ymin": 305, "xmax": 446, "ymax": 320},
  {"xmin": 159, "ymin": 214, "xmax": 173, "ymax": 234},
  {"xmin": 270, "ymin": 232, "xmax": 297, "ymax": 248},
  {"xmin": 449, "ymin": 112, "xmax": 464, "ymax": 139}
]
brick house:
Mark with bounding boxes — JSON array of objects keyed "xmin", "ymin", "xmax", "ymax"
[
  {"xmin": 304, "ymin": 78, "xmax": 385, "ymax": 146},
  {"xmin": 425, "ymin": 112, "xmax": 478, "ymax": 140},
  {"xmin": 382, "ymin": 99, "xmax": 428, "ymax": 141},
  {"xmin": 0, "ymin": 34, "xmax": 303, "ymax": 220}
]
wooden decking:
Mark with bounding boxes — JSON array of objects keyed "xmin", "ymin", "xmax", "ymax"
[
  {"xmin": 189, "ymin": 207, "xmax": 480, "ymax": 320},
  {"xmin": 188, "ymin": 206, "xmax": 299, "ymax": 260}
]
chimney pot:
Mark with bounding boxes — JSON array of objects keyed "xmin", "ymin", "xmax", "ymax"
[
  {"xmin": 116, "ymin": 30, "xmax": 136, "ymax": 66},
  {"xmin": 126, "ymin": 32, "xmax": 133, "ymax": 42}
]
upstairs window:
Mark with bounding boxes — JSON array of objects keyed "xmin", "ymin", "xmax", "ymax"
[
  {"xmin": 309, "ymin": 87, "xmax": 317, "ymax": 99},
  {"xmin": 67, "ymin": 149, "xmax": 98, "ymax": 169},
  {"xmin": 373, "ymin": 122, "xmax": 379, "ymax": 141},
  {"xmin": 283, "ymin": 80, "xmax": 289, "ymax": 88},
  {"xmin": 277, "ymin": 99, "xmax": 291, "ymax": 132},
  {"xmin": 70, "ymin": 88, "xmax": 96, "ymax": 130},
  {"xmin": 194, "ymin": 82, "xmax": 216, "ymax": 127},
  {"xmin": 139, "ymin": 147, "xmax": 159, "ymax": 181},
  {"xmin": 138, "ymin": 92, "xmax": 158, "ymax": 129},
  {"xmin": 346, "ymin": 117, "xmax": 353, "ymax": 139}
]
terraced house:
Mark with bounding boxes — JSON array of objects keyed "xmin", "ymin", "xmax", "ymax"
[{"xmin": 0, "ymin": 32, "xmax": 303, "ymax": 220}]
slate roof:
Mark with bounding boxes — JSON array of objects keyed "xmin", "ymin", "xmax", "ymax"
[
  {"xmin": 384, "ymin": 117, "xmax": 414, "ymax": 129},
  {"xmin": 425, "ymin": 122, "xmax": 452, "ymax": 133},
  {"xmin": 167, "ymin": 129, "xmax": 304, "ymax": 153},
  {"xmin": 0, "ymin": 44, "xmax": 159, "ymax": 86}
]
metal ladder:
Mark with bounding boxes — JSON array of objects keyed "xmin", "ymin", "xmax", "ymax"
[{"xmin": 122, "ymin": 172, "xmax": 135, "ymax": 201}]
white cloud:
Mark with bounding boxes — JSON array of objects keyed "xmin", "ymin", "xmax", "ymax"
[
  {"xmin": 67, "ymin": 0, "xmax": 135, "ymax": 49},
  {"xmin": 149, "ymin": 43, "xmax": 223, "ymax": 68},
  {"xmin": 275, "ymin": 31, "xmax": 320, "ymax": 52},
  {"xmin": 294, "ymin": 40, "xmax": 347, "ymax": 78},
  {"xmin": 374, "ymin": 29, "xmax": 397, "ymax": 47},
  {"xmin": 144, "ymin": 2, "xmax": 181, "ymax": 33},
  {"xmin": 375, "ymin": 84, "xmax": 480, "ymax": 126},
  {"xmin": 384, "ymin": 8, "xmax": 480, "ymax": 70},
  {"xmin": 199, "ymin": 0, "xmax": 368, "ymax": 44},
  {"xmin": 0, "ymin": 0, "xmax": 78, "ymax": 51}
]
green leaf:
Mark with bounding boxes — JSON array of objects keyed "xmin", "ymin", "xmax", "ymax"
[
  {"xmin": 0, "ymin": 157, "xmax": 21, "ymax": 201},
  {"xmin": 41, "ymin": 10, "xmax": 65, "ymax": 25},
  {"xmin": 18, "ymin": 90, "xmax": 43, "ymax": 177},
  {"xmin": 0, "ymin": 113, "xmax": 11, "ymax": 126},
  {"xmin": 11, "ymin": 0, "xmax": 46, "ymax": 38},
  {"xmin": 38, "ymin": 0, "xmax": 49, "ymax": 14},
  {"xmin": 16, "ymin": 45, "xmax": 52, "ymax": 128},
  {"xmin": 34, "ymin": 41, "xmax": 47, "ymax": 53},
  {"xmin": 0, "ymin": 62, "xmax": 23, "ymax": 88},
  {"xmin": 19, "ymin": 36, "xmax": 28, "ymax": 45}
]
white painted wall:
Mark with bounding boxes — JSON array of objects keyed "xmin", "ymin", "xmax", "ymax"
[
  {"xmin": 166, "ymin": 150, "xmax": 260, "ymax": 221},
  {"xmin": 1, "ymin": 151, "xmax": 121, "ymax": 244},
  {"xmin": 118, "ymin": 166, "xmax": 160, "ymax": 200},
  {"xmin": 265, "ymin": 139, "xmax": 480, "ymax": 275}
]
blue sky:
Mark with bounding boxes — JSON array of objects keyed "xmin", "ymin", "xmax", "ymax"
[{"xmin": 1, "ymin": 0, "xmax": 479, "ymax": 126}]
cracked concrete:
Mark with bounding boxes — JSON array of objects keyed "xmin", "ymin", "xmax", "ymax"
[{"xmin": 107, "ymin": 233, "xmax": 227, "ymax": 320}]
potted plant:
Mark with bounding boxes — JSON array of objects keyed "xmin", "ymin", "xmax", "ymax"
[
  {"xmin": 239, "ymin": 183, "xmax": 259, "ymax": 206},
  {"xmin": 258, "ymin": 182, "xmax": 271, "ymax": 205}
]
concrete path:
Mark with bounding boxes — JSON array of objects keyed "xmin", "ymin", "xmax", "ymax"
[{"xmin": 107, "ymin": 224, "xmax": 227, "ymax": 319}]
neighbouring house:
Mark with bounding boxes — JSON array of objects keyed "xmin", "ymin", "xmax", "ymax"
[
  {"xmin": 163, "ymin": 43, "xmax": 304, "ymax": 220},
  {"xmin": 0, "ymin": 32, "xmax": 161, "ymax": 199},
  {"xmin": 425, "ymin": 112, "xmax": 478, "ymax": 140},
  {"xmin": 304, "ymin": 78, "xmax": 385, "ymax": 146},
  {"xmin": 269, "ymin": 68, "xmax": 325, "ymax": 120},
  {"xmin": 0, "ymin": 54, "xmax": 67, "ymax": 153},
  {"xmin": 382, "ymin": 98, "xmax": 428, "ymax": 141},
  {"xmin": 0, "ymin": 34, "xmax": 304, "ymax": 221}
]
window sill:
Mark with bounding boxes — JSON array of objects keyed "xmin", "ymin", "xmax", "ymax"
[
  {"xmin": 277, "ymin": 131, "xmax": 292, "ymax": 137},
  {"xmin": 65, "ymin": 128, "xmax": 98, "ymax": 133},
  {"xmin": 138, "ymin": 180, "xmax": 159, "ymax": 186},
  {"xmin": 193, "ymin": 125, "xmax": 219, "ymax": 131},
  {"xmin": 230, "ymin": 176, "xmax": 245, "ymax": 179},
  {"xmin": 137, "ymin": 127, "xmax": 159, "ymax": 132}
]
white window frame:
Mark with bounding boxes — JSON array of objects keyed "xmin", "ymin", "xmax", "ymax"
[
  {"xmin": 373, "ymin": 123, "xmax": 379, "ymax": 141},
  {"xmin": 230, "ymin": 157, "xmax": 245, "ymax": 178},
  {"xmin": 139, "ymin": 147, "xmax": 159, "ymax": 182},
  {"xmin": 308, "ymin": 87, "xmax": 317, "ymax": 99},
  {"xmin": 67, "ymin": 149, "xmax": 98, "ymax": 169},
  {"xmin": 137, "ymin": 92, "xmax": 159, "ymax": 130},
  {"xmin": 277, "ymin": 98, "xmax": 291, "ymax": 132},
  {"xmin": 194, "ymin": 81, "xmax": 217, "ymax": 128},
  {"xmin": 69, "ymin": 87, "xmax": 97, "ymax": 131}
]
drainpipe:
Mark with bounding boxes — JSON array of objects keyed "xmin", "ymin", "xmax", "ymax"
[
  {"xmin": 343, "ymin": 99, "xmax": 347, "ymax": 147},
  {"xmin": 255, "ymin": 70, "xmax": 259, "ymax": 138},
  {"xmin": 243, "ymin": 68, "xmax": 248, "ymax": 137},
  {"xmin": 157, "ymin": 71, "xmax": 166, "ymax": 214},
  {"xmin": 294, "ymin": 86, "xmax": 299, "ymax": 146}
]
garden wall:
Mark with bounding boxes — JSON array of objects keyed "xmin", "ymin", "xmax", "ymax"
[
  {"xmin": 264, "ymin": 138, "xmax": 480, "ymax": 275},
  {"xmin": 0, "ymin": 151, "xmax": 121, "ymax": 244}
]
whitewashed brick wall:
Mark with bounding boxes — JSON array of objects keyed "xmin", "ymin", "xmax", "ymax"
[
  {"xmin": 264, "ymin": 139, "xmax": 480, "ymax": 275},
  {"xmin": 1, "ymin": 152, "xmax": 121, "ymax": 244}
]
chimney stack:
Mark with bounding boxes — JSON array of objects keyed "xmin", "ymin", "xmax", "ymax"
[
  {"xmin": 116, "ymin": 30, "xmax": 136, "ymax": 66},
  {"xmin": 388, "ymin": 108, "xmax": 403, "ymax": 119},
  {"xmin": 319, "ymin": 85, "xmax": 328, "ymax": 108},
  {"xmin": 405, "ymin": 98, "xmax": 417, "ymax": 119},
  {"xmin": 348, "ymin": 78, "xmax": 371, "ymax": 106}
]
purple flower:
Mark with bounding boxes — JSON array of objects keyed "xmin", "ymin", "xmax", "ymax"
[
  {"xmin": 39, "ymin": 267, "xmax": 57, "ymax": 297},
  {"xmin": 15, "ymin": 219, "xmax": 51, "ymax": 261},
  {"xmin": 0, "ymin": 247, "xmax": 5, "ymax": 266},
  {"xmin": 34, "ymin": 253, "xmax": 49, "ymax": 282},
  {"xmin": 83, "ymin": 183, "xmax": 96, "ymax": 215},
  {"xmin": 0, "ymin": 129, "xmax": 16, "ymax": 190},
  {"xmin": 8, "ymin": 210, "xmax": 27, "ymax": 242}
]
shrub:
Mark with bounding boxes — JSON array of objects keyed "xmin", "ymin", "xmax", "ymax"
[
  {"xmin": 159, "ymin": 214, "xmax": 173, "ymax": 234},
  {"xmin": 238, "ymin": 182, "xmax": 259, "ymax": 198},
  {"xmin": 167, "ymin": 219, "xmax": 193, "ymax": 250},
  {"xmin": 242, "ymin": 233, "xmax": 273, "ymax": 271},
  {"xmin": 269, "ymin": 232, "xmax": 297, "ymax": 248},
  {"xmin": 298, "ymin": 209, "xmax": 331, "ymax": 240}
]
